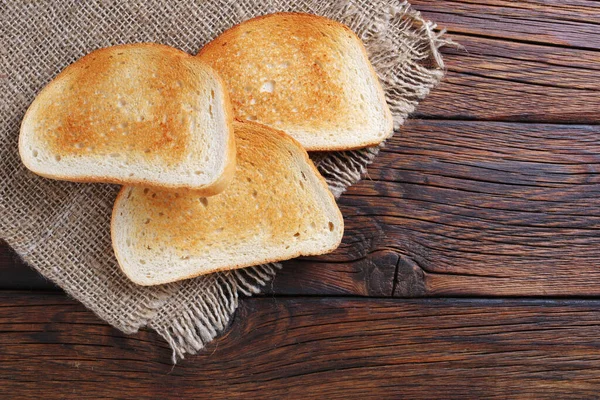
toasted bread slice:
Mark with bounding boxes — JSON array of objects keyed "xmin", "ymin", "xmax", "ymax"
[
  {"xmin": 20, "ymin": 43, "xmax": 235, "ymax": 194},
  {"xmin": 112, "ymin": 120, "xmax": 343, "ymax": 286},
  {"xmin": 197, "ymin": 12, "xmax": 393, "ymax": 151}
]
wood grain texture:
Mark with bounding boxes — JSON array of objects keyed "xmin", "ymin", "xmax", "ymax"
[
  {"xmin": 271, "ymin": 250, "xmax": 398, "ymax": 296},
  {"xmin": 413, "ymin": 0, "xmax": 600, "ymax": 49},
  {"xmin": 416, "ymin": 34, "xmax": 600, "ymax": 122},
  {"xmin": 2, "ymin": 292, "xmax": 600, "ymax": 398},
  {"xmin": 378, "ymin": 121, "xmax": 600, "ymax": 296}
]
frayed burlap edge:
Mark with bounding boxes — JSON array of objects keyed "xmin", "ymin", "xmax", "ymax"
[
  {"xmin": 150, "ymin": 263, "xmax": 281, "ymax": 362},
  {"xmin": 150, "ymin": 2, "xmax": 454, "ymax": 363}
]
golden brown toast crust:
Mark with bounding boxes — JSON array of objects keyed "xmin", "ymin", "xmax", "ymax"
[
  {"xmin": 20, "ymin": 43, "xmax": 236, "ymax": 193},
  {"xmin": 30, "ymin": 44, "xmax": 204, "ymax": 162},
  {"xmin": 198, "ymin": 13, "xmax": 393, "ymax": 151},
  {"xmin": 112, "ymin": 120, "xmax": 343, "ymax": 285}
]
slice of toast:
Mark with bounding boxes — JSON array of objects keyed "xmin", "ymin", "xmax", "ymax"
[
  {"xmin": 112, "ymin": 120, "xmax": 344, "ymax": 286},
  {"xmin": 197, "ymin": 12, "xmax": 393, "ymax": 151},
  {"xmin": 20, "ymin": 43, "xmax": 235, "ymax": 194}
]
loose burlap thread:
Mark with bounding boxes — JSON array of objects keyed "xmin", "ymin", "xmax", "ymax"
[{"xmin": 0, "ymin": 0, "xmax": 450, "ymax": 362}]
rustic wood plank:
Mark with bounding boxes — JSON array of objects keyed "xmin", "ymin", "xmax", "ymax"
[
  {"xmin": 415, "ymin": 32, "xmax": 600, "ymax": 122},
  {"xmin": 2, "ymin": 292, "xmax": 600, "ymax": 398},
  {"xmin": 413, "ymin": 0, "xmax": 600, "ymax": 50},
  {"xmin": 382, "ymin": 120, "xmax": 600, "ymax": 296},
  {"xmin": 271, "ymin": 249, "xmax": 398, "ymax": 296},
  {"xmin": 380, "ymin": 120, "xmax": 600, "ymax": 296}
]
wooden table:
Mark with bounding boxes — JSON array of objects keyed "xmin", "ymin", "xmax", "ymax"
[{"xmin": 2, "ymin": 1, "xmax": 600, "ymax": 397}]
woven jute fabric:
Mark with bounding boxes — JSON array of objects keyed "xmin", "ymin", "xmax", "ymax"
[{"xmin": 0, "ymin": 0, "xmax": 449, "ymax": 362}]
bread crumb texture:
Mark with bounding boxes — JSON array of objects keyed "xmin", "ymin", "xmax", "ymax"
[
  {"xmin": 21, "ymin": 43, "xmax": 234, "ymax": 191},
  {"xmin": 114, "ymin": 121, "xmax": 343, "ymax": 284},
  {"xmin": 127, "ymin": 123, "xmax": 335, "ymax": 255},
  {"xmin": 33, "ymin": 45, "xmax": 210, "ymax": 163}
]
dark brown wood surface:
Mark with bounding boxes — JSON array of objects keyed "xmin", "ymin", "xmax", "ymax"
[
  {"xmin": 2, "ymin": 0, "xmax": 600, "ymax": 397},
  {"xmin": 3, "ymin": 292, "xmax": 600, "ymax": 399}
]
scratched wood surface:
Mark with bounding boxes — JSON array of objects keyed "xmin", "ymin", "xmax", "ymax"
[{"xmin": 2, "ymin": 0, "xmax": 600, "ymax": 397}]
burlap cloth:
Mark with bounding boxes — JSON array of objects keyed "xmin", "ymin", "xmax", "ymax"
[{"xmin": 0, "ymin": 0, "xmax": 450, "ymax": 362}]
